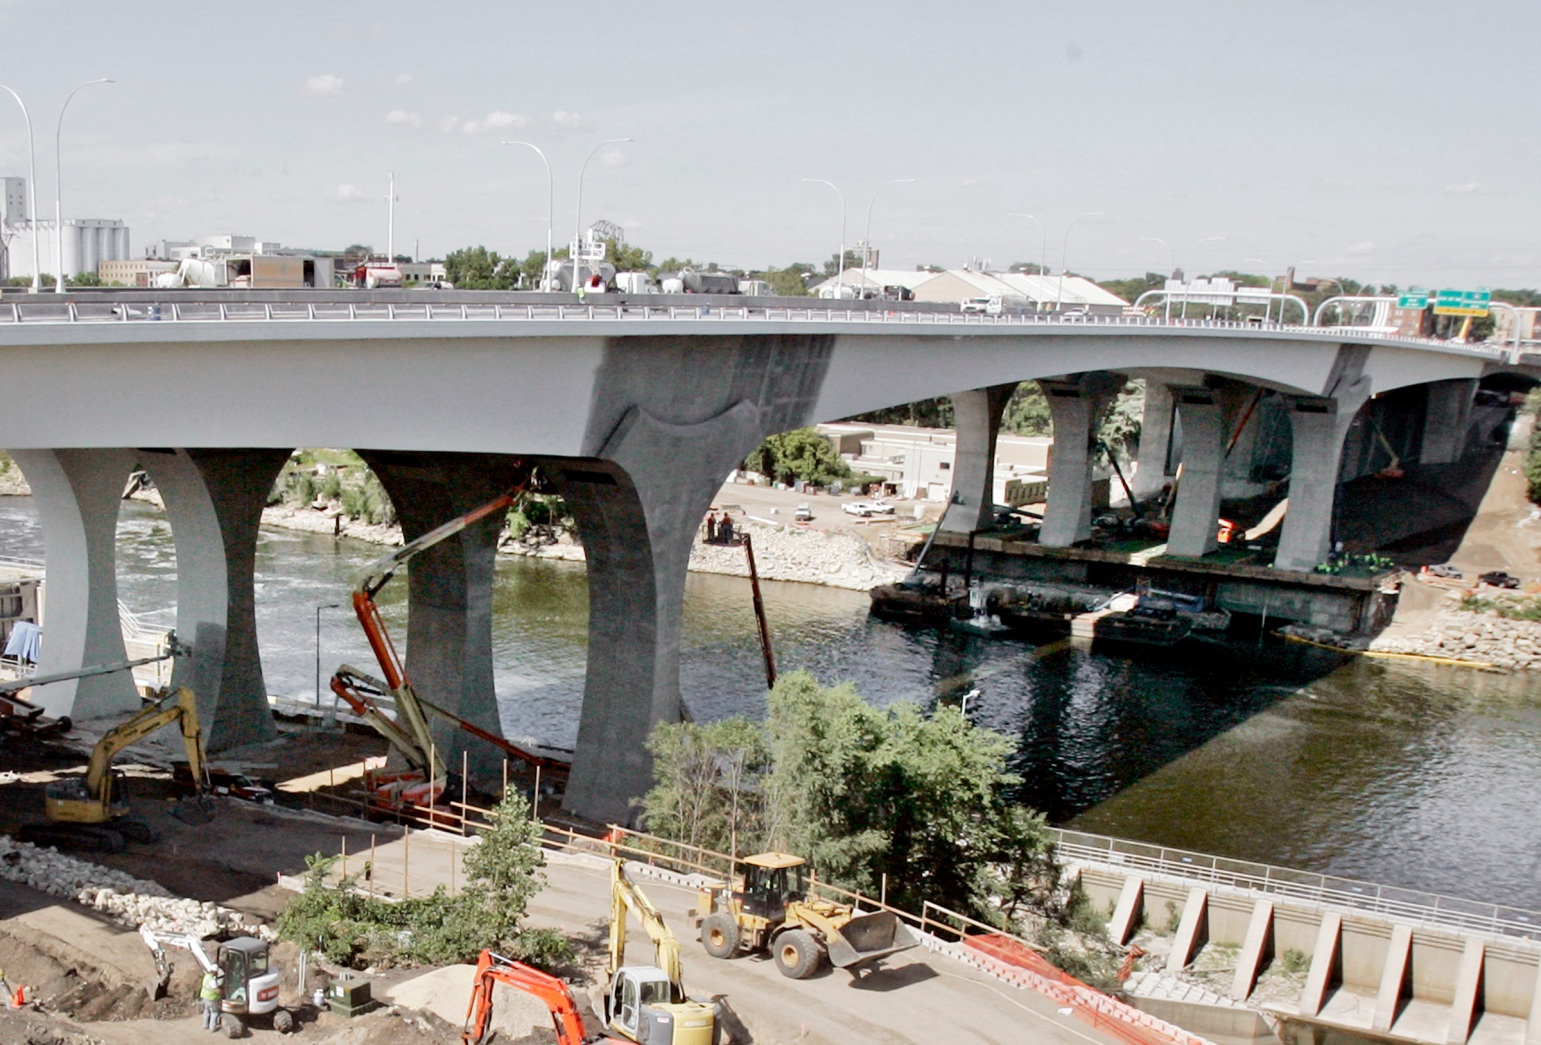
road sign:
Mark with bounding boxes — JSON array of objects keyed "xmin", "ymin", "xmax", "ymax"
[
  {"xmin": 1397, "ymin": 289, "xmax": 1429, "ymax": 309},
  {"xmin": 1432, "ymin": 288, "xmax": 1491, "ymax": 316}
]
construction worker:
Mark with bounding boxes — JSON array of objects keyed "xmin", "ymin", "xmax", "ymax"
[{"xmin": 199, "ymin": 967, "xmax": 223, "ymax": 1032}]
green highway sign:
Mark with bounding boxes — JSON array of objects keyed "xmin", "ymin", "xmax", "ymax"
[
  {"xmin": 1432, "ymin": 287, "xmax": 1492, "ymax": 316},
  {"xmin": 1397, "ymin": 290, "xmax": 1429, "ymax": 309}
]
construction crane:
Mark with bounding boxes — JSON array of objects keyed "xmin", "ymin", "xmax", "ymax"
[
  {"xmin": 605, "ymin": 862, "xmax": 717, "ymax": 1045},
  {"xmin": 330, "ymin": 480, "xmax": 561, "ymax": 812},
  {"xmin": 20, "ymin": 685, "xmax": 208, "ymax": 852},
  {"xmin": 462, "ymin": 949, "xmax": 625, "ymax": 1045}
]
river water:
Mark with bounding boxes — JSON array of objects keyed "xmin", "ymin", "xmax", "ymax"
[{"xmin": 7, "ymin": 496, "xmax": 1540, "ymax": 912}]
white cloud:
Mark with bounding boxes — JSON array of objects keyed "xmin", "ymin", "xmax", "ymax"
[
  {"xmin": 385, "ymin": 109, "xmax": 424, "ymax": 129},
  {"xmin": 439, "ymin": 116, "xmax": 462, "ymax": 133},
  {"xmin": 551, "ymin": 109, "xmax": 590, "ymax": 129},
  {"xmin": 333, "ymin": 184, "xmax": 371, "ymax": 202},
  {"xmin": 394, "ymin": 73, "xmax": 414, "ymax": 86},
  {"xmin": 1444, "ymin": 182, "xmax": 1479, "ymax": 195},
  {"xmin": 599, "ymin": 149, "xmax": 628, "ymax": 168},
  {"xmin": 1347, "ymin": 241, "xmax": 1375, "ymax": 255},
  {"xmin": 459, "ymin": 110, "xmax": 529, "ymax": 135},
  {"xmin": 305, "ymin": 74, "xmax": 344, "ymax": 97}
]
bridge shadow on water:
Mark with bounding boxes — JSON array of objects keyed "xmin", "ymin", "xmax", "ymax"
[{"xmin": 919, "ymin": 623, "xmax": 1353, "ymax": 824}]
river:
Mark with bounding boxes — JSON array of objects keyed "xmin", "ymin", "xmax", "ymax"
[{"xmin": 7, "ymin": 496, "xmax": 1540, "ymax": 913}]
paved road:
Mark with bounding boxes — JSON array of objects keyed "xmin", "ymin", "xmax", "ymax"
[{"xmin": 358, "ymin": 832, "xmax": 1127, "ymax": 1045}]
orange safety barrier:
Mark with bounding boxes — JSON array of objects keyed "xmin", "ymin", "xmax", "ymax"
[{"xmin": 962, "ymin": 934, "xmax": 1210, "ymax": 1045}]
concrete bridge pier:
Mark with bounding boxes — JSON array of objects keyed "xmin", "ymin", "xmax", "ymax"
[
  {"xmin": 1038, "ymin": 373, "xmax": 1124, "ymax": 547},
  {"xmin": 7, "ymin": 448, "xmax": 139, "ymax": 721},
  {"xmin": 1420, "ymin": 378, "xmax": 1479, "ymax": 464},
  {"xmin": 555, "ymin": 332, "xmax": 834, "ymax": 825},
  {"xmin": 1130, "ymin": 381, "xmax": 1175, "ymax": 503},
  {"xmin": 939, "ymin": 382, "xmax": 1019, "ymax": 533},
  {"xmin": 143, "ymin": 448, "xmax": 289, "ymax": 750},
  {"xmin": 1166, "ymin": 383, "xmax": 1255, "ymax": 559},
  {"xmin": 360, "ymin": 451, "xmax": 523, "ymax": 783}
]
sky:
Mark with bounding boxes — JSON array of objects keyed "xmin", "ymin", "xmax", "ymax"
[{"xmin": 0, "ymin": 0, "xmax": 1537, "ymax": 289}]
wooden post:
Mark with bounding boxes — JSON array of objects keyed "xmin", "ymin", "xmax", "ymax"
[
  {"xmin": 462, "ymin": 750, "xmax": 469, "ymax": 833},
  {"xmin": 534, "ymin": 765, "xmax": 542, "ymax": 820},
  {"xmin": 369, "ymin": 833, "xmax": 377, "ymax": 896},
  {"xmin": 450, "ymin": 838, "xmax": 456, "ymax": 896},
  {"xmin": 340, "ymin": 835, "xmax": 348, "ymax": 881},
  {"xmin": 403, "ymin": 826, "xmax": 410, "ymax": 898}
]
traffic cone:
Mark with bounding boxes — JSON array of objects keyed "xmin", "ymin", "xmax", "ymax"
[{"xmin": 7, "ymin": 984, "xmax": 23, "ymax": 1009}]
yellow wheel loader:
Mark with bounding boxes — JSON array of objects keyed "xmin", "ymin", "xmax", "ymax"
[{"xmin": 691, "ymin": 852, "xmax": 917, "ymax": 979}]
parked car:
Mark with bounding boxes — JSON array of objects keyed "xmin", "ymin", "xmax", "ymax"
[
  {"xmin": 1478, "ymin": 571, "xmax": 1521, "ymax": 589},
  {"xmin": 842, "ymin": 500, "xmax": 896, "ymax": 517},
  {"xmin": 794, "ymin": 503, "xmax": 814, "ymax": 521},
  {"xmin": 1426, "ymin": 564, "xmax": 1463, "ymax": 578},
  {"xmin": 172, "ymin": 762, "xmax": 277, "ymax": 803}
]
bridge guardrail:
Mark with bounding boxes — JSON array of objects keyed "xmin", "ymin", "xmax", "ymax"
[
  {"xmin": 0, "ymin": 297, "xmax": 1513, "ymax": 359},
  {"xmin": 1052, "ymin": 827, "xmax": 1541, "ymax": 941}
]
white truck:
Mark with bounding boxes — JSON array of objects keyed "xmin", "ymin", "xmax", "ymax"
[{"xmin": 961, "ymin": 294, "xmax": 1031, "ymax": 315}]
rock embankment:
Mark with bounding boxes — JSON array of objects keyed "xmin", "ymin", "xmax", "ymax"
[
  {"xmin": 691, "ymin": 519, "xmax": 904, "ymax": 591},
  {"xmin": 1371, "ymin": 590, "xmax": 1541, "ymax": 671},
  {"xmin": 0, "ymin": 835, "xmax": 268, "ymax": 939}
]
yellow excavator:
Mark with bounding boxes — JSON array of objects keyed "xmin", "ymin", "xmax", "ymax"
[
  {"xmin": 604, "ymin": 861, "xmax": 717, "ymax": 1045},
  {"xmin": 20, "ymin": 686, "xmax": 209, "ymax": 852}
]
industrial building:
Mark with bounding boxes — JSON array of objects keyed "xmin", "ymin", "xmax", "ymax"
[{"xmin": 0, "ymin": 176, "xmax": 130, "ymax": 282}]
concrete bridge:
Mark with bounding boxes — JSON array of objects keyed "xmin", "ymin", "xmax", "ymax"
[{"xmin": 2, "ymin": 291, "xmax": 1535, "ymax": 823}]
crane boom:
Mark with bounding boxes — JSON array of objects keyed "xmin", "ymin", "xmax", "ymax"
[
  {"xmin": 84, "ymin": 687, "xmax": 205, "ymax": 802},
  {"xmin": 461, "ymin": 949, "xmax": 614, "ymax": 1045},
  {"xmin": 339, "ymin": 482, "xmax": 529, "ymax": 792}
]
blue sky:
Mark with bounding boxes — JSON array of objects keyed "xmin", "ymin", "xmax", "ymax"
[{"xmin": 0, "ymin": 0, "xmax": 1535, "ymax": 288}]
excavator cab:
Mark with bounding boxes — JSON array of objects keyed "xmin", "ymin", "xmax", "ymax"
[
  {"xmin": 215, "ymin": 937, "xmax": 289, "ymax": 1033},
  {"xmin": 739, "ymin": 857, "xmax": 805, "ymax": 922}
]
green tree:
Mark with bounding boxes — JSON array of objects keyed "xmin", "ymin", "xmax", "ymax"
[
  {"xmin": 444, "ymin": 245, "xmax": 514, "ymax": 289},
  {"xmin": 821, "ymin": 249, "xmax": 867, "ymax": 277},
  {"xmin": 751, "ymin": 263, "xmax": 816, "ymax": 297},
  {"xmin": 1002, "ymin": 383, "xmax": 1051, "ymax": 436},
  {"xmin": 459, "ymin": 791, "xmax": 546, "ymax": 948},
  {"xmin": 743, "ymin": 428, "xmax": 851, "ymax": 487},
  {"xmin": 606, "ymin": 239, "xmax": 654, "ymax": 273},
  {"xmin": 1527, "ymin": 389, "xmax": 1541, "ymax": 504},
  {"xmin": 844, "ymin": 396, "xmax": 955, "ymax": 429}
]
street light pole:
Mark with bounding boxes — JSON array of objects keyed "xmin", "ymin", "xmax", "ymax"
[
  {"xmin": 53, "ymin": 78, "xmax": 112, "ymax": 293},
  {"xmin": 1008, "ymin": 213, "xmax": 1048, "ymax": 308},
  {"xmin": 503, "ymin": 140, "xmax": 552, "ymax": 291},
  {"xmin": 0, "ymin": 85, "xmax": 41, "ymax": 292},
  {"xmin": 384, "ymin": 173, "xmax": 397, "ymax": 262},
  {"xmin": 1057, "ymin": 211, "xmax": 1105, "ymax": 309},
  {"xmin": 315, "ymin": 602, "xmax": 340, "ymax": 714},
  {"xmin": 803, "ymin": 178, "xmax": 846, "ymax": 298},
  {"xmin": 860, "ymin": 178, "xmax": 913, "ymax": 297},
  {"xmin": 574, "ymin": 136, "xmax": 633, "ymax": 291}
]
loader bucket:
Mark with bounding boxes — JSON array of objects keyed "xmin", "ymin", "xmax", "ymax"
[{"xmin": 825, "ymin": 911, "xmax": 918, "ymax": 968}]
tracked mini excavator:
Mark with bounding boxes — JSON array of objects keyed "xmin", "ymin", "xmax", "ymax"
[
  {"xmin": 140, "ymin": 926, "xmax": 296, "ymax": 1037},
  {"xmin": 327, "ymin": 480, "xmax": 568, "ymax": 816},
  {"xmin": 19, "ymin": 683, "xmax": 210, "ymax": 852}
]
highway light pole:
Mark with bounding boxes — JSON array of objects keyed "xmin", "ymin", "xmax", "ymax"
[
  {"xmin": 315, "ymin": 602, "xmax": 340, "ymax": 711},
  {"xmin": 0, "ymin": 85, "xmax": 40, "ymax": 292},
  {"xmin": 53, "ymin": 78, "xmax": 112, "ymax": 293},
  {"xmin": 803, "ymin": 178, "xmax": 846, "ymax": 298},
  {"xmin": 1009, "ymin": 213, "xmax": 1047, "ymax": 309},
  {"xmin": 860, "ymin": 178, "xmax": 913, "ymax": 297},
  {"xmin": 503, "ymin": 140, "xmax": 552, "ymax": 290},
  {"xmin": 1056, "ymin": 211, "xmax": 1104, "ymax": 310},
  {"xmin": 574, "ymin": 137, "xmax": 633, "ymax": 292}
]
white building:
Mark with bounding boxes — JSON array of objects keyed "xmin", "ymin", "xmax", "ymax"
[
  {"xmin": 809, "ymin": 265, "xmax": 1129, "ymax": 314},
  {"xmin": 0, "ymin": 177, "xmax": 131, "ymax": 282},
  {"xmin": 818, "ymin": 421, "xmax": 1053, "ymax": 505}
]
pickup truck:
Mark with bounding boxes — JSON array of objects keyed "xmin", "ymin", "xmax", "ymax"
[{"xmin": 842, "ymin": 500, "xmax": 896, "ymax": 517}]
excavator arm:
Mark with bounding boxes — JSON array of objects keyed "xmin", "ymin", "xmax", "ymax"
[
  {"xmin": 83, "ymin": 687, "xmax": 205, "ymax": 805},
  {"xmin": 610, "ymin": 862, "xmax": 685, "ymax": 996},
  {"xmin": 461, "ymin": 949, "xmax": 605, "ymax": 1045}
]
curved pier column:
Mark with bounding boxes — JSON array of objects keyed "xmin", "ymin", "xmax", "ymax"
[
  {"xmin": 939, "ymin": 382, "xmax": 1018, "ymax": 533},
  {"xmin": 1166, "ymin": 384, "xmax": 1253, "ymax": 559},
  {"xmin": 1130, "ymin": 381, "xmax": 1176, "ymax": 502},
  {"xmin": 557, "ymin": 332, "xmax": 835, "ymax": 825},
  {"xmin": 8, "ymin": 449, "xmax": 138, "ymax": 721},
  {"xmin": 359, "ymin": 451, "xmax": 523, "ymax": 783},
  {"xmin": 142, "ymin": 448, "xmax": 289, "ymax": 750},
  {"xmin": 1038, "ymin": 374, "xmax": 1123, "ymax": 548},
  {"xmin": 1274, "ymin": 349, "xmax": 1372, "ymax": 572}
]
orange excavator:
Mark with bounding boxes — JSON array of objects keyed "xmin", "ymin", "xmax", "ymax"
[
  {"xmin": 329, "ymin": 481, "xmax": 569, "ymax": 813},
  {"xmin": 462, "ymin": 949, "xmax": 625, "ymax": 1045}
]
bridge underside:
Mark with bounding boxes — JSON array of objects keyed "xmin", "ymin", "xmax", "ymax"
[{"xmin": 4, "ymin": 321, "xmax": 1534, "ymax": 824}]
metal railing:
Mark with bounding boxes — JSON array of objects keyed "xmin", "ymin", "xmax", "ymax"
[
  {"xmin": 0, "ymin": 296, "xmax": 1519, "ymax": 360},
  {"xmin": 1052, "ymin": 827, "xmax": 1541, "ymax": 941}
]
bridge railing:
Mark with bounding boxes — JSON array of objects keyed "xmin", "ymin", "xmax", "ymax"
[
  {"xmin": 1051, "ymin": 827, "xmax": 1541, "ymax": 940},
  {"xmin": 0, "ymin": 297, "xmax": 1515, "ymax": 358}
]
